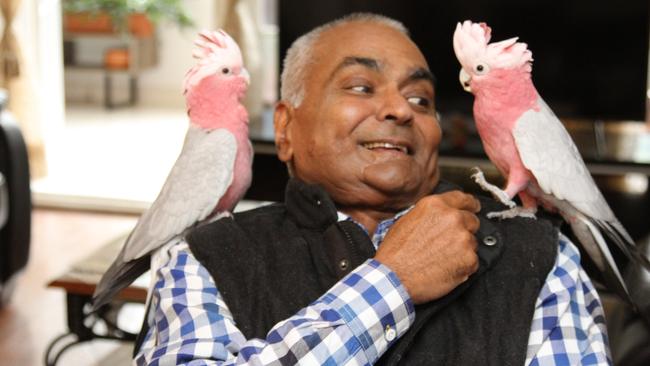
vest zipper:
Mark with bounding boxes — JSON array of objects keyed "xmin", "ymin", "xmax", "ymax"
[{"xmin": 339, "ymin": 223, "xmax": 362, "ymax": 270}]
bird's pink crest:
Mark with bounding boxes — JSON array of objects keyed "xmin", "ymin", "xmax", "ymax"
[
  {"xmin": 183, "ymin": 29, "xmax": 245, "ymax": 94},
  {"xmin": 183, "ymin": 29, "xmax": 250, "ymax": 131},
  {"xmin": 453, "ymin": 20, "xmax": 533, "ymax": 72}
]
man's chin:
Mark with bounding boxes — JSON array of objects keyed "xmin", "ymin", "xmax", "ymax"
[{"xmin": 362, "ymin": 162, "xmax": 421, "ymax": 197}]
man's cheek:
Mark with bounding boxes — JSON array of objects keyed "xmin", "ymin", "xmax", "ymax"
[{"xmin": 338, "ymin": 102, "xmax": 371, "ymax": 127}]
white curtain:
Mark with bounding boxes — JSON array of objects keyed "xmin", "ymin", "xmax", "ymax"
[
  {"xmin": 0, "ymin": 0, "xmax": 20, "ymax": 83},
  {"xmin": 216, "ymin": 0, "xmax": 264, "ymax": 119},
  {"xmin": 1, "ymin": 0, "xmax": 47, "ymax": 178}
]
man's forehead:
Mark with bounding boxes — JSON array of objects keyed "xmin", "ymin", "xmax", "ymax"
[
  {"xmin": 328, "ymin": 55, "xmax": 436, "ymax": 87},
  {"xmin": 317, "ymin": 21, "xmax": 415, "ymax": 57}
]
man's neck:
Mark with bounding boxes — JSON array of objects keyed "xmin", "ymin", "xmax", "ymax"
[{"xmin": 340, "ymin": 207, "xmax": 400, "ymax": 235}]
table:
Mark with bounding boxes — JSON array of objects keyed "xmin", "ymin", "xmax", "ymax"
[{"xmin": 45, "ymin": 233, "xmax": 148, "ymax": 366}]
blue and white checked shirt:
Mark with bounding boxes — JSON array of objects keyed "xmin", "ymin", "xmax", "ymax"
[{"xmin": 135, "ymin": 212, "xmax": 611, "ymax": 365}]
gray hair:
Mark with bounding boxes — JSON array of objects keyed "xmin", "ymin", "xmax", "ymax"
[{"xmin": 280, "ymin": 13, "xmax": 409, "ymax": 107}]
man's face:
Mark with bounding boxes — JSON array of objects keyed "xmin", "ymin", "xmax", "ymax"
[{"xmin": 275, "ymin": 21, "xmax": 442, "ymax": 211}]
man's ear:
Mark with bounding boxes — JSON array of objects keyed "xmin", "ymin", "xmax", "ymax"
[{"xmin": 274, "ymin": 101, "xmax": 294, "ymax": 163}]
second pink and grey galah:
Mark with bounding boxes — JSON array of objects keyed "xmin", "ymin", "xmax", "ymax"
[
  {"xmin": 92, "ymin": 30, "xmax": 253, "ymax": 311},
  {"xmin": 452, "ymin": 20, "xmax": 650, "ymax": 305}
]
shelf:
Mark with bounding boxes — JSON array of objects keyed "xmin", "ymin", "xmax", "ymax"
[
  {"xmin": 63, "ymin": 31, "xmax": 159, "ymax": 108},
  {"xmin": 63, "ymin": 32, "xmax": 139, "ymax": 41},
  {"xmin": 64, "ymin": 65, "xmax": 133, "ymax": 73},
  {"xmin": 63, "ymin": 33, "xmax": 158, "ymax": 74}
]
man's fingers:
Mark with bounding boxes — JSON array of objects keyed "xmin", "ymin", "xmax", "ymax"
[
  {"xmin": 439, "ymin": 191, "xmax": 481, "ymax": 213},
  {"xmin": 462, "ymin": 211, "xmax": 480, "ymax": 233}
]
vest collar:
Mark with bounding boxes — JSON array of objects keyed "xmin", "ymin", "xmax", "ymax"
[
  {"xmin": 284, "ymin": 178, "xmax": 467, "ymax": 232},
  {"xmin": 285, "ymin": 178, "xmax": 339, "ymax": 230}
]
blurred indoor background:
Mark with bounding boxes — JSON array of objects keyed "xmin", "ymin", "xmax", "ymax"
[{"xmin": 0, "ymin": 0, "xmax": 648, "ymax": 365}]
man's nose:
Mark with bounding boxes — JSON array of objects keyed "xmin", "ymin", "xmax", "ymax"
[{"xmin": 377, "ymin": 89, "xmax": 413, "ymax": 125}]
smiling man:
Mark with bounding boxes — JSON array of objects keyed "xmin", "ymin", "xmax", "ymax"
[
  {"xmin": 135, "ymin": 13, "xmax": 610, "ymax": 365},
  {"xmin": 274, "ymin": 18, "xmax": 442, "ymax": 236}
]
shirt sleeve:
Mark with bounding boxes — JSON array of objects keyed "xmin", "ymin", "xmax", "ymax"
[
  {"xmin": 134, "ymin": 242, "xmax": 415, "ymax": 366},
  {"xmin": 525, "ymin": 234, "xmax": 612, "ymax": 366}
]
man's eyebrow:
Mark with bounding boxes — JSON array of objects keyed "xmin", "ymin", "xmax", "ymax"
[
  {"xmin": 330, "ymin": 56, "xmax": 381, "ymax": 77},
  {"xmin": 406, "ymin": 68, "xmax": 436, "ymax": 87}
]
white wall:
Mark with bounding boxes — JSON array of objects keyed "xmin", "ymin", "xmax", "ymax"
[
  {"xmin": 37, "ymin": 0, "xmax": 65, "ymax": 140},
  {"xmin": 138, "ymin": 0, "xmax": 217, "ymax": 107}
]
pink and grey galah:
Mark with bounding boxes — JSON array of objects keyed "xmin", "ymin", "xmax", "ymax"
[
  {"xmin": 452, "ymin": 20, "xmax": 650, "ymax": 307},
  {"xmin": 92, "ymin": 30, "xmax": 253, "ymax": 311}
]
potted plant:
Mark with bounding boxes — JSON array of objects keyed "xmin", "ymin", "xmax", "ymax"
[{"xmin": 62, "ymin": 0, "xmax": 194, "ymax": 37}]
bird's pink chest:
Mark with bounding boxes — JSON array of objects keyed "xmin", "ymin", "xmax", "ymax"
[
  {"xmin": 216, "ymin": 134, "xmax": 253, "ymax": 212},
  {"xmin": 472, "ymin": 76, "xmax": 539, "ymax": 178},
  {"xmin": 474, "ymin": 103, "xmax": 527, "ymax": 177}
]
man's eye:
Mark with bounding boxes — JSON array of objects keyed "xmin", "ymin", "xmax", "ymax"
[
  {"xmin": 349, "ymin": 85, "xmax": 372, "ymax": 93},
  {"xmin": 407, "ymin": 96, "xmax": 431, "ymax": 108}
]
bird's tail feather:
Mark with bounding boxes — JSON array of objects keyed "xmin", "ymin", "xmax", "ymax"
[
  {"xmin": 598, "ymin": 219, "xmax": 650, "ymax": 271},
  {"xmin": 91, "ymin": 254, "xmax": 150, "ymax": 312},
  {"xmin": 578, "ymin": 217, "xmax": 629, "ymax": 297},
  {"xmin": 606, "ymin": 220, "xmax": 634, "ymax": 244}
]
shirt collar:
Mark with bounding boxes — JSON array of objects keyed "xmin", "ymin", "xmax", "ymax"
[{"xmin": 338, "ymin": 206, "xmax": 413, "ymax": 250}]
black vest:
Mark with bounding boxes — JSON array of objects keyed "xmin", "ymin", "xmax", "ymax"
[{"xmin": 185, "ymin": 179, "xmax": 558, "ymax": 365}]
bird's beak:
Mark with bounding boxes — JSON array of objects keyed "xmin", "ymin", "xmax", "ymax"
[
  {"xmin": 240, "ymin": 67, "xmax": 250, "ymax": 86},
  {"xmin": 459, "ymin": 68, "xmax": 472, "ymax": 93}
]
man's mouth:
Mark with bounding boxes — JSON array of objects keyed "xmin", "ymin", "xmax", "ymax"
[{"xmin": 361, "ymin": 141, "xmax": 410, "ymax": 155}]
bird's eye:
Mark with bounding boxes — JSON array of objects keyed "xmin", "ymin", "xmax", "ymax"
[
  {"xmin": 474, "ymin": 63, "xmax": 489, "ymax": 75},
  {"xmin": 222, "ymin": 67, "xmax": 230, "ymax": 74}
]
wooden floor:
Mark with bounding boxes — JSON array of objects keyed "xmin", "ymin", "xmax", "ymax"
[{"xmin": 0, "ymin": 208, "xmax": 138, "ymax": 365}]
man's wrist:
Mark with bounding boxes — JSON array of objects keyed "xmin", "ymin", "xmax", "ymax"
[{"xmin": 319, "ymin": 259, "xmax": 415, "ymax": 362}]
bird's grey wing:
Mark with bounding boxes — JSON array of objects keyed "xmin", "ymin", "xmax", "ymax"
[
  {"xmin": 512, "ymin": 97, "xmax": 614, "ymax": 221},
  {"xmin": 512, "ymin": 98, "xmax": 650, "ymax": 291},
  {"xmin": 512, "ymin": 99, "xmax": 640, "ymax": 249},
  {"xmin": 92, "ymin": 128, "xmax": 237, "ymax": 310},
  {"xmin": 123, "ymin": 127, "xmax": 238, "ymax": 261}
]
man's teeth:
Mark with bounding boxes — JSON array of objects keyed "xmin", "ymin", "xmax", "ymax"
[{"xmin": 362, "ymin": 142, "xmax": 408, "ymax": 154}]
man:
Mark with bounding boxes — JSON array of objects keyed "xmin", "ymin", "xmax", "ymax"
[{"xmin": 135, "ymin": 13, "xmax": 610, "ymax": 365}]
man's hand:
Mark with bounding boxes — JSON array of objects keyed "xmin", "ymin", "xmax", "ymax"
[{"xmin": 374, "ymin": 191, "xmax": 481, "ymax": 304}]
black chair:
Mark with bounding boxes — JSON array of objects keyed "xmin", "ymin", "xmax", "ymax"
[
  {"xmin": 605, "ymin": 234, "xmax": 650, "ymax": 365},
  {"xmin": 0, "ymin": 89, "xmax": 31, "ymax": 306}
]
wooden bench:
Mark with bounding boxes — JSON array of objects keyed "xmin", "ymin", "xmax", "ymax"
[
  {"xmin": 43, "ymin": 200, "xmax": 270, "ymax": 365},
  {"xmin": 45, "ymin": 233, "xmax": 148, "ymax": 366}
]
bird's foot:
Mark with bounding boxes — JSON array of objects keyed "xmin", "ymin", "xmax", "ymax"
[
  {"xmin": 487, "ymin": 207, "xmax": 537, "ymax": 220},
  {"xmin": 471, "ymin": 167, "xmax": 516, "ymax": 208},
  {"xmin": 203, "ymin": 211, "xmax": 233, "ymax": 225}
]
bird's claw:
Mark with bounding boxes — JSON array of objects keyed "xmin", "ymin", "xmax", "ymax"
[
  {"xmin": 470, "ymin": 167, "xmax": 516, "ymax": 208},
  {"xmin": 487, "ymin": 207, "xmax": 537, "ymax": 220},
  {"xmin": 470, "ymin": 166, "xmax": 483, "ymax": 181}
]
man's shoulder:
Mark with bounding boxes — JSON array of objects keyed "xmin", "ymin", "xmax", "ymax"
[
  {"xmin": 471, "ymin": 193, "xmax": 560, "ymax": 279},
  {"xmin": 187, "ymin": 203, "xmax": 289, "ymax": 246},
  {"xmin": 233, "ymin": 202, "xmax": 288, "ymax": 223},
  {"xmin": 185, "ymin": 203, "xmax": 294, "ymax": 268}
]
